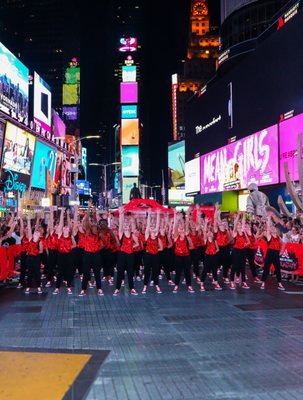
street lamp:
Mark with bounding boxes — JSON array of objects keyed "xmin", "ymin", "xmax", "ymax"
[
  {"xmin": 89, "ymin": 162, "xmax": 121, "ymax": 208},
  {"xmin": 141, "ymin": 184, "xmax": 161, "ymax": 200}
]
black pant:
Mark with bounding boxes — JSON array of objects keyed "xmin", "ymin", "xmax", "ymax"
[
  {"xmin": 201, "ymin": 254, "xmax": 218, "ymax": 282},
  {"xmin": 230, "ymin": 248, "xmax": 246, "ymax": 282},
  {"xmin": 41, "ymin": 250, "xmax": 49, "ymax": 275},
  {"xmin": 82, "ymin": 251, "xmax": 102, "ymax": 290},
  {"xmin": 190, "ymin": 248, "xmax": 201, "ymax": 276},
  {"xmin": 143, "ymin": 252, "xmax": 160, "ymax": 285},
  {"xmin": 218, "ymin": 245, "xmax": 231, "ymax": 278},
  {"xmin": 116, "ymin": 251, "xmax": 134, "ymax": 290},
  {"xmin": 262, "ymin": 249, "xmax": 282, "ymax": 283},
  {"xmin": 56, "ymin": 252, "xmax": 74, "ymax": 289},
  {"xmin": 73, "ymin": 247, "xmax": 84, "ymax": 275},
  {"xmin": 159, "ymin": 248, "xmax": 171, "ymax": 281},
  {"xmin": 174, "ymin": 255, "xmax": 191, "ymax": 286},
  {"xmin": 134, "ymin": 250, "xmax": 143, "ymax": 276},
  {"xmin": 47, "ymin": 249, "xmax": 58, "ymax": 281},
  {"xmin": 19, "ymin": 251, "xmax": 27, "ymax": 284},
  {"xmin": 100, "ymin": 248, "xmax": 113, "ymax": 277},
  {"xmin": 26, "ymin": 254, "xmax": 41, "ymax": 288},
  {"xmin": 245, "ymin": 248, "xmax": 257, "ymax": 277}
]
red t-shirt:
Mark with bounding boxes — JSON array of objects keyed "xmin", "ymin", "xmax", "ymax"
[
  {"xmin": 84, "ymin": 233, "xmax": 100, "ymax": 253},
  {"xmin": 159, "ymin": 234, "xmax": 168, "ymax": 250},
  {"xmin": 21, "ymin": 236, "xmax": 30, "ymax": 253},
  {"xmin": 146, "ymin": 236, "xmax": 159, "ymax": 254},
  {"xmin": 174, "ymin": 236, "xmax": 189, "ymax": 257},
  {"xmin": 47, "ymin": 233, "xmax": 58, "ymax": 251},
  {"xmin": 233, "ymin": 233, "xmax": 247, "ymax": 249},
  {"xmin": 120, "ymin": 234, "xmax": 134, "ymax": 254},
  {"xmin": 189, "ymin": 232, "xmax": 200, "ymax": 249},
  {"xmin": 247, "ymin": 233, "xmax": 256, "ymax": 250},
  {"xmin": 58, "ymin": 236, "xmax": 73, "ymax": 254},
  {"xmin": 205, "ymin": 240, "xmax": 217, "ymax": 255},
  {"xmin": 216, "ymin": 230, "xmax": 229, "ymax": 247},
  {"xmin": 77, "ymin": 231, "xmax": 86, "ymax": 249},
  {"xmin": 27, "ymin": 240, "xmax": 40, "ymax": 256},
  {"xmin": 268, "ymin": 235, "xmax": 282, "ymax": 251}
]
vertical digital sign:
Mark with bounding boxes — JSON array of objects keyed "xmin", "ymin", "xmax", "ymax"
[
  {"xmin": 120, "ymin": 82, "xmax": 138, "ymax": 103},
  {"xmin": 172, "ymin": 74, "xmax": 178, "ymax": 141},
  {"xmin": 121, "ymin": 118, "xmax": 139, "ymax": 145}
]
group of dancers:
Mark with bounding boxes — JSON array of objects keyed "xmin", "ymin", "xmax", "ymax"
[{"xmin": 11, "ymin": 201, "xmax": 286, "ymax": 296}]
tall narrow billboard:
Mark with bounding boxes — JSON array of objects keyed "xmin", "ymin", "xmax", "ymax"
[{"xmin": 33, "ymin": 71, "xmax": 52, "ymax": 133}]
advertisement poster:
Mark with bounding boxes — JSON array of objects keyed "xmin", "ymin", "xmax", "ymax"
[
  {"xmin": 2, "ymin": 121, "xmax": 36, "ymax": 176},
  {"xmin": 122, "ymin": 145, "xmax": 139, "ymax": 177},
  {"xmin": 185, "ymin": 157, "xmax": 200, "ymax": 195},
  {"xmin": 121, "ymin": 105, "xmax": 137, "ymax": 119},
  {"xmin": 120, "ymin": 82, "xmax": 138, "ymax": 104},
  {"xmin": 52, "ymin": 109, "xmax": 66, "ymax": 139},
  {"xmin": 31, "ymin": 141, "xmax": 57, "ymax": 190},
  {"xmin": 121, "ymin": 118, "xmax": 139, "ymax": 145},
  {"xmin": 200, "ymin": 125, "xmax": 279, "ymax": 194},
  {"xmin": 33, "ymin": 71, "xmax": 51, "ymax": 133},
  {"xmin": 168, "ymin": 141, "xmax": 185, "ymax": 189},
  {"xmin": 61, "ymin": 153, "xmax": 71, "ymax": 195},
  {"xmin": 122, "ymin": 177, "xmax": 138, "ymax": 204},
  {"xmin": 279, "ymin": 113, "xmax": 303, "ymax": 183},
  {"xmin": 65, "ymin": 67, "xmax": 80, "ymax": 84},
  {"xmin": 0, "ymin": 42, "xmax": 29, "ymax": 124},
  {"xmin": 63, "ymin": 84, "xmax": 80, "ymax": 105}
]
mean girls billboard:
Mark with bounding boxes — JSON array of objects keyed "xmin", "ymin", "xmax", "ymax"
[{"xmin": 200, "ymin": 124, "xmax": 279, "ymax": 194}]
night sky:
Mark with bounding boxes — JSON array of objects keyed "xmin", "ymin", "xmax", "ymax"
[{"xmin": 79, "ymin": 0, "xmax": 220, "ymax": 189}]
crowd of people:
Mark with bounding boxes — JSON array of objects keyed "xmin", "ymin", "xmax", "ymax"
[{"xmin": 1, "ymin": 201, "xmax": 297, "ymax": 296}]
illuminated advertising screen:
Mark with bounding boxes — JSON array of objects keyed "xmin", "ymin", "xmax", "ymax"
[
  {"xmin": 122, "ymin": 145, "xmax": 139, "ymax": 177},
  {"xmin": 0, "ymin": 121, "xmax": 5, "ymax": 163},
  {"xmin": 63, "ymin": 84, "xmax": 80, "ymax": 105},
  {"xmin": 185, "ymin": 157, "xmax": 200, "ymax": 195},
  {"xmin": 119, "ymin": 37, "xmax": 137, "ymax": 52},
  {"xmin": 76, "ymin": 180, "xmax": 90, "ymax": 195},
  {"xmin": 168, "ymin": 189, "xmax": 194, "ymax": 206},
  {"xmin": 33, "ymin": 71, "xmax": 51, "ymax": 133},
  {"xmin": 200, "ymin": 124, "xmax": 279, "ymax": 194},
  {"xmin": 31, "ymin": 140, "xmax": 57, "ymax": 189},
  {"xmin": 65, "ymin": 67, "xmax": 80, "ymax": 84},
  {"xmin": 61, "ymin": 153, "xmax": 71, "ymax": 195},
  {"xmin": 279, "ymin": 113, "xmax": 303, "ymax": 183},
  {"xmin": 0, "ymin": 42, "xmax": 29, "ymax": 124},
  {"xmin": 122, "ymin": 177, "xmax": 138, "ymax": 204},
  {"xmin": 81, "ymin": 147, "xmax": 87, "ymax": 179},
  {"xmin": 2, "ymin": 121, "xmax": 36, "ymax": 176},
  {"xmin": 52, "ymin": 109, "xmax": 66, "ymax": 139},
  {"xmin": 168, "ymin": 141, "xmax": 185, "ymax": 189},
  {"xmin": 120, "ymin": 82, "xmax": 138, "ymax": 104},
  {"xmin": 121, "ymin": 118, "xmax": 139, "ymax": 145},
  {"xmin": 121, "ymin": 105, "xmax": 137, "ymax": 119},
  {"xmin": 122, "ymin": 66, "xmax": 136, "ymax": 82},
  {"xmin": 63, "ymin": 106, "xmax": 77, "ymax": 120}
]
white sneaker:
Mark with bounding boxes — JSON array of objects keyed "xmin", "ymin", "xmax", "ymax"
[
  {"xmin": 37, "ymin": 287, "xmax": 43, "ymax": 294},
  {"xmin": 97, "ymin": 289, "xmax": 104, "ymax": 296},
  {"xmin": 25, "ymin": 288, "xmax": 30, "ymax": 294},
  {"xmin": 52, "ymin": 288, "xmax": 59, "ymax": 295},
  {"xmin": 78, "ymin": 290, "xmax": 86, "ymax": 297},
  {"xmin": 113, "ymin": 289, "xmax": 120, "ymax": 296},
  {"xmin": 67, "ymin": 288, "xmax": 73, "ymax": 295}
]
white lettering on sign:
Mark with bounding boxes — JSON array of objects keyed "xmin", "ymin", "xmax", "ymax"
[{"xmin": 195, "ymin": 115, "xmax": 222, "ymax": 134}]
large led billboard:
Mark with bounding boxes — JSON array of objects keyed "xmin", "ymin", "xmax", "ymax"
[
  {"xmin": 0, "ymin": 121, "xmax": 5, "ymax": 164},
  {"xmin": 65, "ymin": 67, "xmax": 80, "ymax": 84},
  {"xmin": 31, "ymin": 140, "xmax": 57, "ymax": 189},
  {"xmin": 63, "ymin": 106, "xmax": 77, "ymax": 121},
  {"xmin": 200, "ymin": 125, "xmax": 279, "ymax": 194},
  {"xmin": 122, "ymin": 177, "xmax": 138, "ymax": 204},
  {"xmin": 0, "ymin": 42, "xmax": 29, "ymax": 124},
  {"xmin": 63, "ymin": 84, "xmax": 80, "ymax": 105},
  {"xmin": 122, "ymin": 145, "xmax": 139, "ymax": 177},
  {"xmin": 2, "ymin": 121, "xmax": 36, "ymax": 176},
  {"xmin": 52, "ymin": 109, "xmax": 66, "ymax": 139},
  {"xmin": 61, "ymin": 153, "xmax": 71, "ymax": 195},
  {"xmin": 120, "ymin": 82, "xmax": 138, "ymax": 104},
  {"xmin": 122, "ymin": 66, "xmax": 136, "ymax": 82},
  {"xmin": 33, "ymin": 71, "xmax": 51, "ymax": 133},
  {"xmin": 168, "ymin": 189, "xmax": 194, "ymax": 206},
  {"xmin": 121, "ymin": 118, "xmax": 139, "ymax": 145},
  {"xmin": 185, "ymin": 157, "xmax": 200, "ymax": 196},
  {"xmin": 119, "ymin": 37, "xmax": 138, "ymax": 52},
  {"xmin": 76, "ymin": 180, "xmax": 90, "ymax": 195},
  {"xmin": 121, "ymin": 105, "xmax": 137, "ymax": 119},
  {"xmin": 279, "ymin": 113, "xmax": 303, "ymax": 182},
  {"xmin": 168, "ymin": 141, "xmax": 185, "ymax": 189}
]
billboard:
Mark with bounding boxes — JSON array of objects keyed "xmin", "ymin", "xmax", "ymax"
[
  {"xmin": 0, "ymin": 121, "xmax": 5, "ymax": 164},
  {"xmin": 31, "ymin": 140, "xmax": 57, "ymax": 189},
  {"xmin": 76, "ymin": 180, "xmax": 90, "ymax": 195},
  {"xmin": 185, "ymin": 157, "xmax": 200, "ymax": 195},
  {"xmin": 33, "ymin": 71, "xmax": 51, "ymax": 133},
  {"xmin": 121, "ymin": 105, "xmax": 137, "ymax": 119},
  {"xmin": 119, "ymin": 37, "xmax": 138, "ymax": 52},
  {"xmin": 122, "ymin": 177, "xmax": 138, "ymax": 204},
  {"xmin": 63, "ymin": 84, "xmax": 80, "ymax": 105},
  {"xmin": 0, "ymin": 42, "xmax": 29, "ymax": 124},
  {"xmin": 52, "ymin": 109, "xmax": 66, "ymax": 139},
  {"xmin": 220, "ymin": 0, "xmax": 258, "ymax": 23},
  {"xmin": 122, "ymin": 145, "xmax": 139, "ymax": 177},
  {"xmin": 168, "ymin": 189, "xmax": 194, "ymax": 206},
  {"xmin": 122, "ymin": 66, "xmax": 137, "ymax": 82},
  {"xmin": 65, "ymin": 67, "xmax": 80, "ymax": 84},
  {"xmin": 168, "ymin": 140, "xmax": 185, "ymax": 189},
  {"xmin": 120, "ymin": 82, "xmax": 138, "ymax": 104},
  {"xmin": 279, "ymin": 113, "xmax": 303, "ymax": 182},
  {"xmin": 61, "ymin": 153, "xmax": 71, "ymax": 195},
  {"xmin": 121, "ymin": 118, "xmax": 139, "ymax": 145},
  {"xmin": 2, "ymin": 121, "xmax": 36, "ymax": 176},
  {"xmin": 63, "ymin": 106, "xmax": 78, "ymax": 120},
  {"xmin": 200, "ymin": 124, "xmax": 279, "ymax": 194}
]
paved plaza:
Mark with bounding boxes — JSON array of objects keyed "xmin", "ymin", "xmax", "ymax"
[{"xmin": 1, "ymin": 275, "xmax": 303, "ymax": 399}]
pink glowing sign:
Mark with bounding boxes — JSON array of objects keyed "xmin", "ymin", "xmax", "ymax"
[
  {"xmin": 119, "ymin": 37, "xmax": 137, "ymax": 52},
  {"xmin": 200, "ymin": 124, "xmax": 279, "ymax": 194},
  {"xmin": 279, "ymin": 113, "xmax": 303, "ymax": 183},
  {"xmin": 120, "ymin": 82, "xmax": 138, "ymax": 104}
]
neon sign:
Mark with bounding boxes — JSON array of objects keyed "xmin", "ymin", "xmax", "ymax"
[
  {"xmin": 4, "ymin": 170, "xmax": 27, "ymax": 195},
  {"xmin": 119, "ymin": 38, "xmax": 137, "ymax": 52}
]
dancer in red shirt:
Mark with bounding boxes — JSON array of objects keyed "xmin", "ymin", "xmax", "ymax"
[
  {"xmin": 214, "ymin": 203, "xmax": 232, "ymax": 284},
  {"xmin": 25, "ymin": 214, "xmax": 43, "ymax": 294}
]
